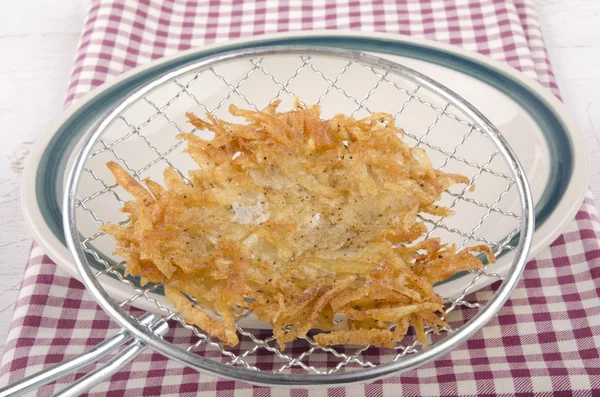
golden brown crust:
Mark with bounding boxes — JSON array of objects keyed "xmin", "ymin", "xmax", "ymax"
[{"xmin": 101, "ymin": 101, "xmax": 494, "ymax": 349}]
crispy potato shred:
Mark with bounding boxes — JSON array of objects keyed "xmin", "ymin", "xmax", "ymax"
[{"xmin": 102, "ymin": 100, "xmax": 495, "ymax": 349}]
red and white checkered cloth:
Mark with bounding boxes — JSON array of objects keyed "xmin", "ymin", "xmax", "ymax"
[{"xmin": 2, "ymin": 1, "xmax": 600, "ymax": 396}]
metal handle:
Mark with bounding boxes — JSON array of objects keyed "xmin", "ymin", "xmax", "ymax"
[
  {"xmin": 0, "ymin": 313, "xmax": 163, "ymax": 397},
  {"xmin": 52, "ymin": 319, "xmax": 169, "ymax": 397}
]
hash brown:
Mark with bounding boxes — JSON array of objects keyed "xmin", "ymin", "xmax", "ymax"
[{"xmin": 102, "ymin": 100, "xmax": 494, "ymax": 348}]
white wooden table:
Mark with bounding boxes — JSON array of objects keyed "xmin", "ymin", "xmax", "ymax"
[{"xmin": 0, "ymin": 0, "xmax": 599, "ymax": 347}]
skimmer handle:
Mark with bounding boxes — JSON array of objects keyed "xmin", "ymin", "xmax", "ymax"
[{"xmin": 0, "ymin": 313, "xmax": 165, "ymax": 397}]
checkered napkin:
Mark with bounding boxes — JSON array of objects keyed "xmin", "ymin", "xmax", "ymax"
[{"xmin": 2, "ymin": 1, "xmax": 600, "ymax": 396}]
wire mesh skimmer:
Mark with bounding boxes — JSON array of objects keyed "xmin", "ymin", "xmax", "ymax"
[{"xmin": 1, "ymin": 46, "xmax": 534, "ymax": 396}]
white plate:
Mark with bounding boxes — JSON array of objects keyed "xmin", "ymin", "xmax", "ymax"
[{"xmin": 22, "ymin": 31, "xmax": 588, "ymax": 323}]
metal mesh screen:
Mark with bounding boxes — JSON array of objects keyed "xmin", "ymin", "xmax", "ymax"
[{"xmin": 71, "ymin": 51, "xmax": 524, "ymax": 377}]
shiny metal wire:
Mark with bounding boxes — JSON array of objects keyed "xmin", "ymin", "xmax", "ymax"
[{"xmin": 5, "ymin": 46, "xmax": 535, "ymax": 394}]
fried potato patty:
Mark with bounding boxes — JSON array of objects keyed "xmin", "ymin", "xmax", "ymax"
[{"xmin": 102, "ymin": 100, "xmax": 494, "ymax": 348}]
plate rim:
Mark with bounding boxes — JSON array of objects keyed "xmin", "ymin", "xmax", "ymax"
[{"xmin": 22, "ymin": 30, "xmax": 588, "ymax": 306}]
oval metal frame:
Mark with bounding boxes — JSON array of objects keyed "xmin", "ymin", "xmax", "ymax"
[{"xmin": 64, "ymin": 45, "xmax": 534, "ymax": 387}]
